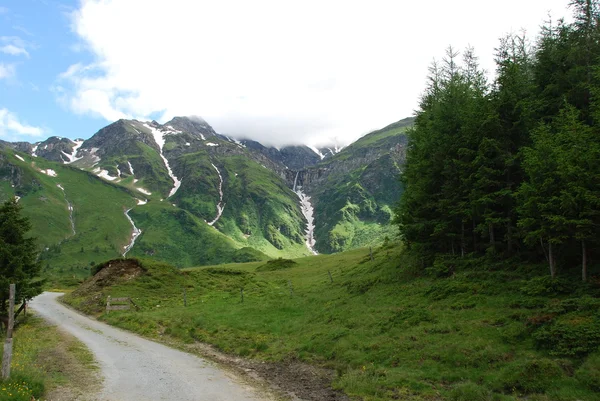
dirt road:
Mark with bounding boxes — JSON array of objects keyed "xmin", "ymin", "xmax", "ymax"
[{"xmin": 30, "ymin": 292, "xmax": 273, "ymax": 401}]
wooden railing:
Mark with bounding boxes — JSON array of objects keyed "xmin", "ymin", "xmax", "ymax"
[{"xmin": 106, "ymin": 296, "xmax": 139, "ymax": 313}]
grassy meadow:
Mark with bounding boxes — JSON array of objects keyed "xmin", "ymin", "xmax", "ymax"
[
  {"xmin": 63, "ymin": 245, "xmax": 600, "ymax": 401},
  {"xmin": 0, "ymin": 315, "xmax": 98, "ymax": 401}
]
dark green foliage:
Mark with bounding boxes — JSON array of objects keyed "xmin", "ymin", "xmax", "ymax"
[
  {"xmin": 496, "ymin": 358, "xmax": 564, "ymax": 394},
  {"xmin": 0, "ymin": 199, "xmax": 42, "ymax": 308},
  {"xmin": 449, "ymin": 382, "xmax": 492, "ymax": 401},
  {"xmin": 576, "ymin": 352, "xmax": 600, "ymax": 391},
  {"xmin": 533, "ymin": 316, "xmax": 600, "ymax": 357},
  {"xmin": 520, "ymin": 276, "xmax": 574, "ymax": 296},
  {"xmin": 396, "ymin": 2, "xmax": 600, "ymax": 283},
  {"xmin": 256, "ymin": 258, "xmax": 297, "ymax": 272}
]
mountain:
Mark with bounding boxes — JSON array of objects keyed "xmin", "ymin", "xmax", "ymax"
[
  {"xmin": 289, "ymin": 117, "xmax": 412, "ymax": 253},
  {"xmin": 0, "ymin": 115, "xmax": 411, "ymax": 280}
]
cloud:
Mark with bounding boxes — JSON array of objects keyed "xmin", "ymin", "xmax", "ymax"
[
  {"xmin": 0, "ymin": 37, "xmax": 30, "ymax": 58},
  {"xmin": 1, "ymin": 44, "xmax": 29, "ymax": 57},
  {"xmin": 0, "ymin": 108, "xmax": 45, "ymax": 141},
  {"xmin": 0, "ymin": 7, "xmax": 8, "ymax": 15},
  {"xmin": 0, "ymin": 63, "xmax": 15, "ymax": 80},
  {"xmin": 60, "ymin": 0, "xmax": 571, "ymax": 147}
]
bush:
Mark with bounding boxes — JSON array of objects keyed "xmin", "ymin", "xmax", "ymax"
[
  {"xmin": 426, "ymin": 280, "xmax": 481, "ymax": 300},
  {"xmin": 256, "ymin": 258, "xmax": 297, "ymax": 272},
  {"xmin": 532, "ymin": 317, "xmax": 600, "ymax": 357},
  {"xmin": 575, "ymin": 352, "xmax": 600, "ymax": 391},
  {"xmin": 449, "ymin": 382, "xmax": 492, "ymax": 401},
  {"xmin": 496, "ymin": 358, "xmax": 563, "ymax": 394},
  {"xmin": 500, "ymin": 322, "xmax": 529, "ymax": 345},
  {"xmin": 520, "ymin": 276, "xmax": 573, "ymax": 296}
]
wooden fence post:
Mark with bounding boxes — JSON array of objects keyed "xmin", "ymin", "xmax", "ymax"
[
  {"xmin": 288, "ymin": 280, "xmax": 294, "ymax": 297},
  {"xmin": 370, "ymin": 247, "xmax": 374, "ymax": 262},
  {"xmin": 2, "ymin": 284, "xmax": 15, "ymax": 379},
  {"xmin": 240, "ymin": 288, "xmax": 244, "ymax": 303},
  {"xmin": 328, "ymin": 270, "xmax": 334, "ymax": 284},
  {"xmin": 183, "ymin": 288, "xmax": 187, "ymax": 307},
  {"xmin": 106, "ymin": 295, "xmax": 112, "ymax": 314}
]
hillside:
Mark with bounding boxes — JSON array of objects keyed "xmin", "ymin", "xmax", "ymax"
[
  {"xmin": 294, "ymin": 117, "xmax": 412, "ymax": 253},
  {"xmin": 0, "ymin": 115, "xmax": 411, "ymax": 281},
  {"xmin": 63, "ymin": 246, "xmax": 600, "ymax": 401}
]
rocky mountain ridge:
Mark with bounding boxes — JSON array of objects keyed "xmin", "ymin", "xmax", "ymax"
[{"xmin": 0, "ymin": 115, "xmax": 411, "ymax": 274}]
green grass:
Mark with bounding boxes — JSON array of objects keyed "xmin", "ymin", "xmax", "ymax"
[
  {"xmin": 63, "ymin": 246, "xmax": 600, "ymax": 400},
  {"xmin": 0, "ymin": 315, "xmax": 98, "ymax": 401}
]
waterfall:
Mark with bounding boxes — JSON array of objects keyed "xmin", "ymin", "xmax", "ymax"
[
  {"xmin": 208, "ymin": 163, "xmax": 225, "ymax": 226},
  {"xmin": 292, "ymin": 171, "xmax": 318, "ymax": 255},
  {"xmin": 123, "ymin": 208, "xmax": 142, "ymax": 257},
  {"xmin": 57, "ymin": 184, "xmax": 75, "ymax": 236}
]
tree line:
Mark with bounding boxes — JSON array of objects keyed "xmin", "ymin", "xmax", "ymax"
[{"xmin": 396, "ymin": 0, "xmax": 600, "ymax": 281}]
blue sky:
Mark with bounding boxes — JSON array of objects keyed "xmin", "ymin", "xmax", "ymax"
[
  {"xmin": 0, "ymin": 0, "xmax": 572, "ymax": 147},
  {"xmin": 0, "ymin": 0, "xmax": 105, "ymax": 142}
]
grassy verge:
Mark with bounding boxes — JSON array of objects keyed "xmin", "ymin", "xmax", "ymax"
[
  {"xmin": 0, "ymin": 315, "xmax": 99, "ymax": 401},
  {"xmin": 63, "ymin": 247, "xmax": 600, "ymax": 401}
]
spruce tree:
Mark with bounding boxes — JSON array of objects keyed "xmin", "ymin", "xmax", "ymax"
[{"xmin": 0, "ymin": 198, "xmax": 43, "ymax": 310}]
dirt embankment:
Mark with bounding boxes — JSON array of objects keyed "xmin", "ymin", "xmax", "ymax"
[{"xmin": 64, "ymin": 258, "xmax": 144, "ymax": 314}]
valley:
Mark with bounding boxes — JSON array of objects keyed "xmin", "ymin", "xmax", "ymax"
[{"xmin": 0, "ymin": 115, "xmax": 409, "ymax": 283}]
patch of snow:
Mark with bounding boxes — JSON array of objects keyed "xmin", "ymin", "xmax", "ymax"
[
  {"xmin": 115, "ymin": 164, "xmax": 121, "ymax": 178},
  {"xmin": 133, "ymin": 179, "xmax": 139, "ymax": 183},
  {"xmin": 43, "ymin": 145, "xmax": 48, "ymax": 150},
  {"xmin": 293, "ymin": 171, "xmax": 318, "ymax": 255},
  {"xmin": 122, "ymin": 208, "xmax": 141, "ymax": 257},
  {"xmin": 164, "ymin": 125, "xmax": 182, "ymax": 134},
  {"xmin": 137, "ymin": 187, "xmax": 152, "ymax": 196},
  {"xmin": 206, "ymin": 142, "xmax": 218, "ymax": 147},
  {"xmin": 130, "ymin": 124, "xmax": 142, "ymax": 134},
  {"xmin": 200, "ymin": 133, "xmax": 206, "ymax": 140},
  {"xmin": 56, "ymin": 184, "xmax": 64, "ymax": 190},
  {"xmin": 15, "ymin": 154, "xmax": 24, "ymax": 162},
  {"xmin": 31, "ymin": 144, "xmax": 39, "ymax": 157},
  {"xmin": 61, "ymin": 139, "xmax": 84, "ymax": 164},
  {"xmin": 308, "ymin": 146, "xmax": 326, "ymax": 160},
  {"xmin": 14, "ymin": 195, "xmax": 20, "ymax": 203},
  {"xmin": 185, "ymin": 142, "xmax": 190, "ymax": 146},
  {"xmin": 137, "ymin": 199, "xmax": 147, "ymax": 205},
  {"xmin": 41, "ymin": 169, "xmax": 57, "ymax": 177},
  {"xmin": 207, "ymin": 163, "xmax": 225, "ymax": 226},
  {"xmin": 172, "ymin": 203, "xmax": 176, "ymax": 207},
  {"xmin": 142, "ymin": 123, "xmax": 182, "ymax": 198},
  {"xmin": 127, "ymin": 161, "xmax": 134, "ymax": 175},
  {"xmin": 96, "ymin": 169, "xmax": 118, "ymax": 181}
]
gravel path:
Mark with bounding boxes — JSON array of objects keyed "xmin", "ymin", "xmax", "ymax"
[{"xmin": 30, "ymin": 292, "xmax": 272, "ymax": 401}]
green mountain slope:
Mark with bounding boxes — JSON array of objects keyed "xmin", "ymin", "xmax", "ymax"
[{"xmin": 301, "ymin": 117, "xmax": 412, "ymax": 253}]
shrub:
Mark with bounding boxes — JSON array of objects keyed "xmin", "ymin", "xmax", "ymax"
[
  {"xmin": 449, "ymin": 382, "xmax": 492, "ymax": 401},
  {"xmin": 426, "ymin": 280, "xmax": 481, "ymax": 300},
  {"xmin": 520, "ymin": 276, "xmax": 573, "ymax": 296},
  {"xmin": 256, "ymin": 258, "xmax": 297, "ymax": 272},
  {"xmin": 496, "ymin": 358, "xmax": 563, "ymax": 394},
  {"xmin": 532, "ymin": 317, "xmax": 600, "ymax": 357},
  {"xmin": 575, "ymin": 352, "xmax": 600, "ymax": 391},
  {"xmin": 500, "ymin": 322, "xmax": 528, "ymax": 345}
]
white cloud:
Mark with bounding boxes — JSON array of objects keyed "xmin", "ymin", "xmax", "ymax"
[
  {"xmin": 61, "ymin": 0, "xmax": 571, "ymax": 147},
  {"xmin": 0, "ymin": 37, "xmax": 30, "ymax": 58},
  {"xmin": 0, "ymin": 63, "xmax": 15, "ymax": 80},
  {"xmin": 0, "ymin": 108, "xmax": 45, "ymax": 140},
  {"xmin": 1, "ymin": 44, "xmax": 29, "ymax": 57}
]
